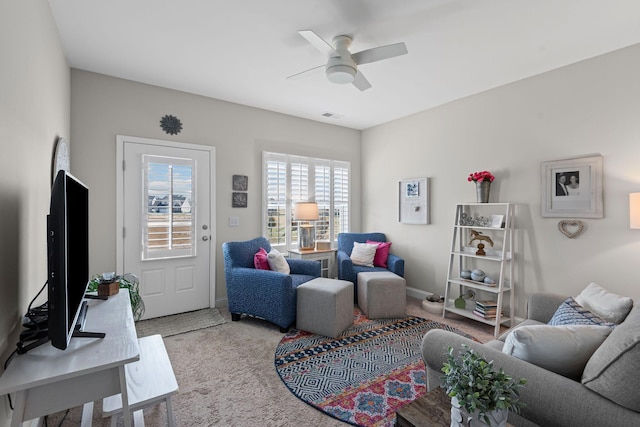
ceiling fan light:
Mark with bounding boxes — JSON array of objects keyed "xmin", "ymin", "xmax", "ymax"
[{"xmin": 326, "ymin": 64, "xmax": 356, "ymax": 84}]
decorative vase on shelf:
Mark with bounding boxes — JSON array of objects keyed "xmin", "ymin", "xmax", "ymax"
[{"xmin": 476, "ymin": 181, "xmax": 491, "ymax": 203}]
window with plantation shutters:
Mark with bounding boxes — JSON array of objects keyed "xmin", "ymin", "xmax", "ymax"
[{"xmin": 263, "ymin": 152, "xmax": 350, "ymax": 248}]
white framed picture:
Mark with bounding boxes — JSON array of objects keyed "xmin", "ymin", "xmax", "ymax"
[
  {"xmin": 541, "ymin": 154, "xmax": 603, "ymax": 218},
  {"xmin": 490, "ymin": 215, "xmax": 504, "ymax": 228},
  {"xmin": 399, "ymin": 177, "xmax": 429, "ymax": 224}
]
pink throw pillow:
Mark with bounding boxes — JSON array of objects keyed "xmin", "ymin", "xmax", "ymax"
[
  {"xmin": 254, "ymin": 247, "xmax": 271, "ymax": 270},
  {"xmin": 366, "ymin": 240, "xmax": 392, "ymax": 268}
]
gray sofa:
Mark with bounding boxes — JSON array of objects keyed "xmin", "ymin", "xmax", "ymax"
[{"xmin": 421, "ymin": 292, "xmax": 640, "ymax": 427}]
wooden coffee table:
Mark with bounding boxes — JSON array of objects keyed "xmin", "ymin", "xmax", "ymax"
[
  {"xmin": 395, "ymin": 388, "xmax": 514, "ymax": 427},
  {"xmin": 395, "ymin": 388, "xmax": 450, "ymax": 427}
]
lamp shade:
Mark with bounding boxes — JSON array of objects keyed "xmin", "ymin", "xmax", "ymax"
[
  {"xmin": 293, "ymin": 202, "xmax": 319, "ymax": 221},
  {"xmin": 630, "ymin": 193, "xmax": 640, "ymax": 229}
]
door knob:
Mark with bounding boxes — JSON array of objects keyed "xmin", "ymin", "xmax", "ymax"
[{"xmin": 202, "ymin": 236, "xmax": 209, "ymax": 241}]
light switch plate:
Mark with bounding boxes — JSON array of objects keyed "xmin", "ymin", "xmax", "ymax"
[{"xmin": 229, "ymin": 216, "xmax": 240, "ymax": 227}]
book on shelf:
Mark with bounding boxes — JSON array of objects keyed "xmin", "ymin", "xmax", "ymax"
[
  {"xmin": 475, "ymin": 300, "xmax": 498, "ymax": 310},
  {"xmin": 473, "ymin": 309, "xmax": 503, "ymax": 319}
]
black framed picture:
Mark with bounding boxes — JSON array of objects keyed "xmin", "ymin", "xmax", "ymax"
[
  {"xmin": 232, "ymin": 192, "xmax": 247, "ymax": 208},
  {"xmin": 232, "ymin": 175, "xmax": 248, "ymax": 191}
]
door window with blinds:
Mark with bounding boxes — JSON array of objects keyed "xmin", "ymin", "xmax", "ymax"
[
  {"xmin": 263, "ymin": 152, "xmax": 350, "ymax": 248},
  {"xmin": 142, "ymin": 155, "xmax": 195, "ymax": 260}
]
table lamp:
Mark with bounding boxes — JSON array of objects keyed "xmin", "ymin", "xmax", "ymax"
[
  {"xmin": 630, "ymin": 193, "xmax": 640, "ymax": 229},
  {"xmin": 294, "ymin": 202, "xmax": 319, "ymax": 250}
]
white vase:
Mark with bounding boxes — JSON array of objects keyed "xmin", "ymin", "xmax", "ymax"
[{"xmin": 450, "ymin": 396, "xmax": 508, "ymax": 427}]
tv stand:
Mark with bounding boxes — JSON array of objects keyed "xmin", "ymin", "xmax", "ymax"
[{"xmin": 0, "ymin": 290, "xmax": 140, "ymax": 427}]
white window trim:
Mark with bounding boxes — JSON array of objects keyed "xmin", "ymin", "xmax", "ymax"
[{"xmin": 262, "ymin": 151, "xmax": 350, "ymax": 250}]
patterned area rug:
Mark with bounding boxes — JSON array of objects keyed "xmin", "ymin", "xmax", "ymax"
[
  {"xmin": 274, "ymin": 309, "xmax": 473, "ymax": 427},
  {"xmin": 135, "ymin": 307, "xmax": 227, "ymax": 338}
]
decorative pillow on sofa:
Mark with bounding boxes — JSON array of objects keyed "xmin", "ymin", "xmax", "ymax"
[
  {"xmin": 254, "ymin": 247, "xmax": 270, "ymax": 270},
  {"xmin": 267, "ymin": 248, "xmax": 290, "ymax": 274},
  {"xmin": 548, "ymin": 297, "xmax": 616, "ymax": 328},
  {"xmin": 350, "ymin": 242, "xmax": 378, "ymax": 267},
  {"xmin": 502, "ymin": 324, "xmax": 612, "ymax": 380},
  {"xmin": 366, "ymin": 240, "xmax": 392, "ymax": 268},
  {"xmin": 575, "ymin": 282, "xmax": 633, "ymax": 324},
  {"xmin": 582, "ymin": 303, "xmax": 640, "ymax": 412}
]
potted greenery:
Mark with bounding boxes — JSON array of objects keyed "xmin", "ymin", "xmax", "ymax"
[
  {"xmin": 87, "ymin": 273, "xmax": 145, "ymax": 321},
  {"xmin": 441, "ymin": 344, "xmax": 526, "ymax": 427}
]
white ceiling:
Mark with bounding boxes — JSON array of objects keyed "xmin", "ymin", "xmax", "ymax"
[{"xmin": 48, "ymin": 0, "xmax": 640, "ymax": 130}]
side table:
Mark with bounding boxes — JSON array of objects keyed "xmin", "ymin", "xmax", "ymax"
[{"xmin": 288, "ymin": 248, "xmax": 336, "ymax": 278}]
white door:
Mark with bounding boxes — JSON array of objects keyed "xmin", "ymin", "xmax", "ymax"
[{"xmin": 117, "ymin": 136, "xmax": 215, "ymax": 319}]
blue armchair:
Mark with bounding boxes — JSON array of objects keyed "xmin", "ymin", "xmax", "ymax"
[
  {"xmin": 337, "ymin": 232, "xmax": 405, "ymax": 299},
  {"xmin": 222, "ymin": 237, "xmax": 321, "ymax": 332}
]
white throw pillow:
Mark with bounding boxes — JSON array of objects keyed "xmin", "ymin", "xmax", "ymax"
[
  {"xmin": 351, "ymin": 242, "xmax": 378, "ymax": 267},
  {"xmin": 502, "ymin": 324, "xmax": 612, "ymax": 380},
  {"xmin": 575, "ymin": 282, "xmax": 633, "ymax": 324},
  {"xmin": 350, "ymin": 242, "xmax": 378, "ymax": 267},
  {"xmin": 267, "ymin": 248, "xmax": 290, "ymax": 274}
]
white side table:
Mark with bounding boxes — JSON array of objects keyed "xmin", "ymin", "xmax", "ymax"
[{"xmin": 288, "ymin": 248, "xmax": 337, "ymax": 278}]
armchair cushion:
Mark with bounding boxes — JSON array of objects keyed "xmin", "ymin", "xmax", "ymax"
[
  {"xmin": 367, "ymin": 240, "xmax": 392, "ymax": 268},
  {"xmin": 350, "ymin": 242, "xmax": 377, "ymax": 267},
  {"xmin": 254, "ymin": 247, "xmax": 270, "ymax": 270},
  {"xmin": 267, "ymin": 248, "xmax": 290, "ymax": 274}
]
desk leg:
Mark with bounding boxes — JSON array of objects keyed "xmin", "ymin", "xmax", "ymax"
[
  {"xmin": 118, "ymin": 365, "xmax": 132, "ymax": 427},
  {"xmin": 81, "ymin": 401, "xmax": 94, "ymax": 427},
  {"xmin": 10, "ymin": 391, "xmax": 26, "ymax": 427}
]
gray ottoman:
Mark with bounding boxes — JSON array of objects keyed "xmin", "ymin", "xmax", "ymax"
[
  {"xmin": 297, "ymin": 278, "xmax": 354, "ymax": 338},
  {"xmin": 357, "ymin": 271, "xmax": 406, "ymax": 319}
]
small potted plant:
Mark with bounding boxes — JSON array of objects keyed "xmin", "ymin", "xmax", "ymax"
[
  {"xmin": 441, "ymin": 344, "xmax": 526, "ymax": 427},
  {"xmin": 87, "ymin": 273, "xmax": 145, "ymax": 321}
]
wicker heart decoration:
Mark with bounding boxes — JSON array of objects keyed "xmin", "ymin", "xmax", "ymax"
[{"xmin": 558, "ymin": 220, "xmax": 584, "ymax": 239}]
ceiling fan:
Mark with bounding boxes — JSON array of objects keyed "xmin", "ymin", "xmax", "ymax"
[{"xmin": 289, "ymin": 30, "xmax": 408, "ymax": 91}]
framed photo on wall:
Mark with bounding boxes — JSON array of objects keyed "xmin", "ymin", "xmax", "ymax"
[
  {"xmin": 541, "ymin": 154, "xmax": 603, "ymax": 218},
  {"xmin": 399, "ymin": 177, "xmax": 430, "ymax": 224}
]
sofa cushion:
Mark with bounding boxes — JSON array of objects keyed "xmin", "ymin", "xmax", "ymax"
[
  {"xmin": 582, "ymin": 303, "xmax": 640, "ymax": 412},
  {"xmin": 575, "ymin": 282, "xmax": 633, "ymax": 324},
  {"xmin": 548, "ymin": 297, "xmax": 616, "ymax": 328},
  {"xmin": 350, "ymin": 242, "xmax": 378, "ymax": 267},
  {"xmin": 502, "ymin": 325, "xmax": 612, "ymax": 380},
  {"xmin": 267, "ymin": 248, "xmax": 290, "ymax": 274}
]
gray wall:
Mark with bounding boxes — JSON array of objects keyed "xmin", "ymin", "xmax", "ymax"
[
  {"xmin": 362, "ymin": 43, "xmax": 640, "ymax": 316},
  {"xmin": 0, "ymin": 1, "xmax": 70, "ymax": 424},
  {"xmin": 70, "ymin": 70, "xmax": 362, "ymax": 305}
]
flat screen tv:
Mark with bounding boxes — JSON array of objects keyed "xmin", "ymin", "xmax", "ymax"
[{"xmin": 47, "ymin": 170, "xmax": 91, "ymax": 350}]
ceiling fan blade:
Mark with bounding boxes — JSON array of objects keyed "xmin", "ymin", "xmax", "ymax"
[
  {"xmin": 298, "ymin": 30, "xmax": 337, "ymax": 57},
  {"xmin": 286, "ymin": 64, "xmax": 325, "ymax": 80},
  {"xmin": 352, "ymin": 42, "xmax": 408, "ymax": 65},
  {"xmin": 352, "ymin": 71, "xmax": 372, "ymax": 91}
]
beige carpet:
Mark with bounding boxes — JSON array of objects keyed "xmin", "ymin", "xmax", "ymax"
[{"xmin": 44, "ymin": 297, "xmax": 502, "ymax": 426}]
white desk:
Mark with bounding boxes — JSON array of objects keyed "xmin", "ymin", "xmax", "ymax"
[{"xmin": 0, "ymin": 290, "xmax": 140, "ymax": 427}]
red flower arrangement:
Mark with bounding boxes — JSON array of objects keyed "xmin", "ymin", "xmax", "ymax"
[{"xmin": 467, "ymin": 171, "xmax": 495, "ymax": 183}]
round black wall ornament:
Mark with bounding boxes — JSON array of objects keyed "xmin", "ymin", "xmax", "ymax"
[{"xmin": 160, "ymin": 114, "xmax": 183, "ymax": 135}]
